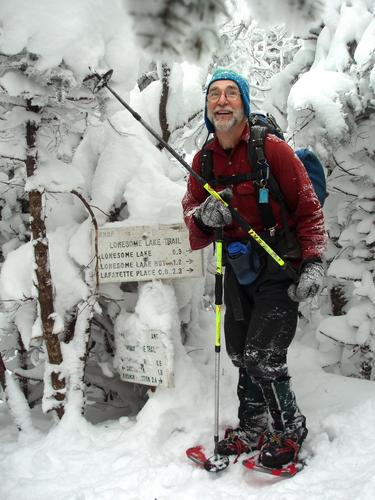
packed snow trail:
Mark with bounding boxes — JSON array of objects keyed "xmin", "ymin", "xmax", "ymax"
[{"xmin": 1, "ymin": 332, "xmax": 375, "ymax": 500}]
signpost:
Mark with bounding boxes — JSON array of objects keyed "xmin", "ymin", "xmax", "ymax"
[
  {"xmin": 96, "ymin": 222, "xmax": 204, "ymax": 389},
  {"xmin": 97, "ymin": 223, "xmax": 204, "ymax": 283}
]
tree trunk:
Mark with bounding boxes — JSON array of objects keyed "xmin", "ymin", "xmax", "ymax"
[
  {"xmin": 330, "ymin": 284, "xmax": 347, "ymax": 316},
  {"xmin": 0, "ymin": 352, "xmax": 6, "ymax": 392},
  {"xmin": 25, "ymin": 99, "xmax": 65, "ymax": 419},
  {"xmin": 158, "ymin": 63, "xmax": 171, "ymax": 146}
]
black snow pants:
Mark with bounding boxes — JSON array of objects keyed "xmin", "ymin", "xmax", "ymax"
[{"xmin": 223, "ymin": 258, "xmax": 305, "ymax": 434}]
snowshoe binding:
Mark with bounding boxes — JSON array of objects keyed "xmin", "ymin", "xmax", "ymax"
[
  {"xmin": 258, "ymin": 426, "xmax": 307, "ymax": 469},
  {"xmin": 243, "ymin": 425, "xmax": 307, "ymax": 477},
  {"xmin": 215, "ymin": 427, "xmax": 259, "ymax": 457}
]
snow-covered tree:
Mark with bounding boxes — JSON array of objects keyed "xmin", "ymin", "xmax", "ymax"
[
  {"xmin": 0, "ymin": 0, "xmax": 213, "ymax": 428},
  {"xmin": 125, "ymin": 0, "xmax": 325, "ymax": 62},
  {"xmin": 0, "ymin": 0, "xmax": 143, "ymax": 423},
  {"xmin": 0, "ymin": 51, "xmax": 101, "ymax": 420},
  {"xmin": 285, "ymin": 0, "xmax": 375, "ymax": 379},
  {"xmin": 246, "ymin": 0, "xmax": 325, "ymax": 37},
  {"xmin": 213, "ymin": 19, "xmax": 303, "ymax": 113},
  {"xmin": 125, "ymin": 0, "xmax": 228, "ymax": 62}
]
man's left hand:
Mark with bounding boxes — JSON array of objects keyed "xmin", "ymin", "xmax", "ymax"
[{"xmin": 288, "ymin": 261, "xmax": 325, "ymax": 302}]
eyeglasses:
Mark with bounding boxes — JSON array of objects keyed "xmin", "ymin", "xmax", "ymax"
[{"xmin": 207, "ymin": 89, "xmax": 241, "ymax": 103}]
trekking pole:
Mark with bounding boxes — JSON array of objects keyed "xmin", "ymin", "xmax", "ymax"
[
  {"xmin": 213, "ymin": 228, "xmax": 223, "ymax": 455},
  {"xmin": 83, "ymin": 69, "xmax": 298, "ymax": 283},
  {"xmin": 185, "ymin": 227, "xmax": 230, "ymax": 472},
  {"xmin": 185, "ymin": 228, "xmax": 230, "ymax": 472}
]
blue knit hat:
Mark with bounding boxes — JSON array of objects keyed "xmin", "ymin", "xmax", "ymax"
[{"xmin": 204, "ymin": 69, "xmax": 250, "ymax": 133}]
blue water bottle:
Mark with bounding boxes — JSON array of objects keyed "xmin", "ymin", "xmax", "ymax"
[{"xmin": 227, "ymin": 241, "xmax": 254, "ymax": 285}]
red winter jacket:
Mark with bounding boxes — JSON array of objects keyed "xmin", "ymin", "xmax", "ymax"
[{"xmin": 182, "ymin": 124, "xmax": 327, "ymax": 261}]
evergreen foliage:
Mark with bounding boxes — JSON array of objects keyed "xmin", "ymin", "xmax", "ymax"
[
  {"xmin": 125, "ymin": 0, "xmax": 227, "ymax": 61},
  {"xmin": 285, "ymin": 0, "xmax": 375, "ymax": 379}
]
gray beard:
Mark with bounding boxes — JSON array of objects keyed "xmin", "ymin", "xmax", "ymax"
[
  {"xmin": 208, "ymin": 108, "xmax": 245, "ymax": 132},
  {"xmin": 213, "ymin": 116, "xmax": 236, "ymax": 131}
]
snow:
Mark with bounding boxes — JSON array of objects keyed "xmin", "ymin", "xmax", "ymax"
[
  {"xmin": 0, "ymin": 0, "xmax": 138, "ymax": 85},
  {"xmin": 1, "ymin": 335, "xmax": 375, "ymax": 499},
  {"xmin": 72, "ymin": 112, "xmax": 187, "ymax": 227},
  {"xmin": 328, "ymin": 258, "xmax": 368, "ymax": 280},
  {"xmin": 0, "ymin": 72, "xmax": 47, "ymax": 98},
  {"xmin": 124, "ymin": 0, "xmax": 225, "ymax": 63},
  {"xmin": 0, "ymin": 227, "xmax": 90, "ymax": 318},
  {"xmin": 287, "ymin": 69, "xmax": 357, "ymax": 147},
  {"xmin": 114, "ymin": 281, "xmax": 178, "ymax": 387},
  {"xmin": 322, "ymin": 1, "xmax": 373, "ymax": 71},
  {"xmin": 14, "ymin": 301, "xmax": 36, "ymax": 350},
  {"xmin": 166, "ymin": 63, "xmax": 205, "ymax": 130},
  {"xmin": 0, "ymin": 242, "xmax": 35, "ymax": 301},
  {"xmin": 317, "ymin": 314, "xmax": 356, "ymax": 345},
  {"xmin": 25, "ymin": 158, "xmax": 85, "ymax": 194},
  {"xmin": 356, "ymin": 18, "xmax": 375, "ymax": 68},
  {"xmin": 246, "ymin": 0, "xmax": 325, "ymax": 36},
  {"xmin": 4, "ymin": 372, "xmax": 34, "ymax": 436}
]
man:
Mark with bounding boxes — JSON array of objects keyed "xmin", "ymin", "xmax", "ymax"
[{"xmin": 182, "ymin": 69, "xmax": 327, "ymax": 468}]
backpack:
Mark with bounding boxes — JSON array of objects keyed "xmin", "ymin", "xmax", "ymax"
[
  {"xmin": 294, "ymin": 148, "xmax": 327, "ymax": 207},
  {"xmin": 248, "ymin": 113, "xmax": 327, "ymax": 207}
]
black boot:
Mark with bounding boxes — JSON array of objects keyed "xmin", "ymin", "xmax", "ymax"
[
  {"xmin": 215, "ymin": 425, "xmax": 262, "ymax": 456},
  {"xmin": 258, "ymin": 418, "xmax": 308, "ymax": 468},
  {"xmin": 258, "ymin": 378, "xmax": 308, "ymax": 468}
]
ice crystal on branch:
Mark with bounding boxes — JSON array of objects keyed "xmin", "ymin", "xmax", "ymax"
[{"xmin": 213, "ymin": 20, "xmax": 302, "ymax": 112}]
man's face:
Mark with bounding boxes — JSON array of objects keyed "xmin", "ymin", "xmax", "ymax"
[{"xmin": 206, "ymin": 80, "xmax": 245, "ymax": 132}]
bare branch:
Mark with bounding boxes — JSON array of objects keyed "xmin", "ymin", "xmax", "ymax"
[{"xmin": 71, "ymin": 190, "xmax": 99, "ymax": 292}]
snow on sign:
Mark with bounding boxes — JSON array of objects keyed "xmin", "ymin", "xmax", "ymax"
[{"xmin": 97, "ymin": 223, "xmax": 203, "ymax": 283}]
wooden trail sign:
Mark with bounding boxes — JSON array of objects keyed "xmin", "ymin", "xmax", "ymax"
[
  {"xmin": 96, "ymin": 223, "xmax": 204, "ymax": 283},
  {"xmin": 115, "ymin": 327, "xmax": 174, "ymax": 388}
]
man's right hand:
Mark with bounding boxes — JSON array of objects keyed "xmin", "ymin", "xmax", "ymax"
[{"xmin": 194, "ymin": 188, "xmax": 233, "ymax": 228}]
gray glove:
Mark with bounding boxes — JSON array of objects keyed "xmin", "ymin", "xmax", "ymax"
[
  {"xmin": 288, "ymin": 261, "xmax": 325, "ymax": 302},
  {"xmin": 195, "ymin": 188, "xmax": 233, "ymax": 228}
]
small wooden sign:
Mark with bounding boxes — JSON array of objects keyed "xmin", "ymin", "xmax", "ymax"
[
  {"xmin": 96, "ymin": 223, "xmax": 204, "ymax": 283},
  {"xmin": 115, "ymin": 328, "xmax": 174, "ymax": 388}
]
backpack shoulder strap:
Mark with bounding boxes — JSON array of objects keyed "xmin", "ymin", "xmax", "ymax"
[
  {"xmin": 248, "ymin": 126, "xmax": 278, "ymax": 232},
  {"xmin": 249, "ymin": 125, "xmax": 267, "ymax": 168},
  {"xmin": 200, "ymin": 146, "xmax": 213, "ymax": 182},
  {"xmin": 248, "ymin": 126, "xmax": 295, "ymax": 247}
]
